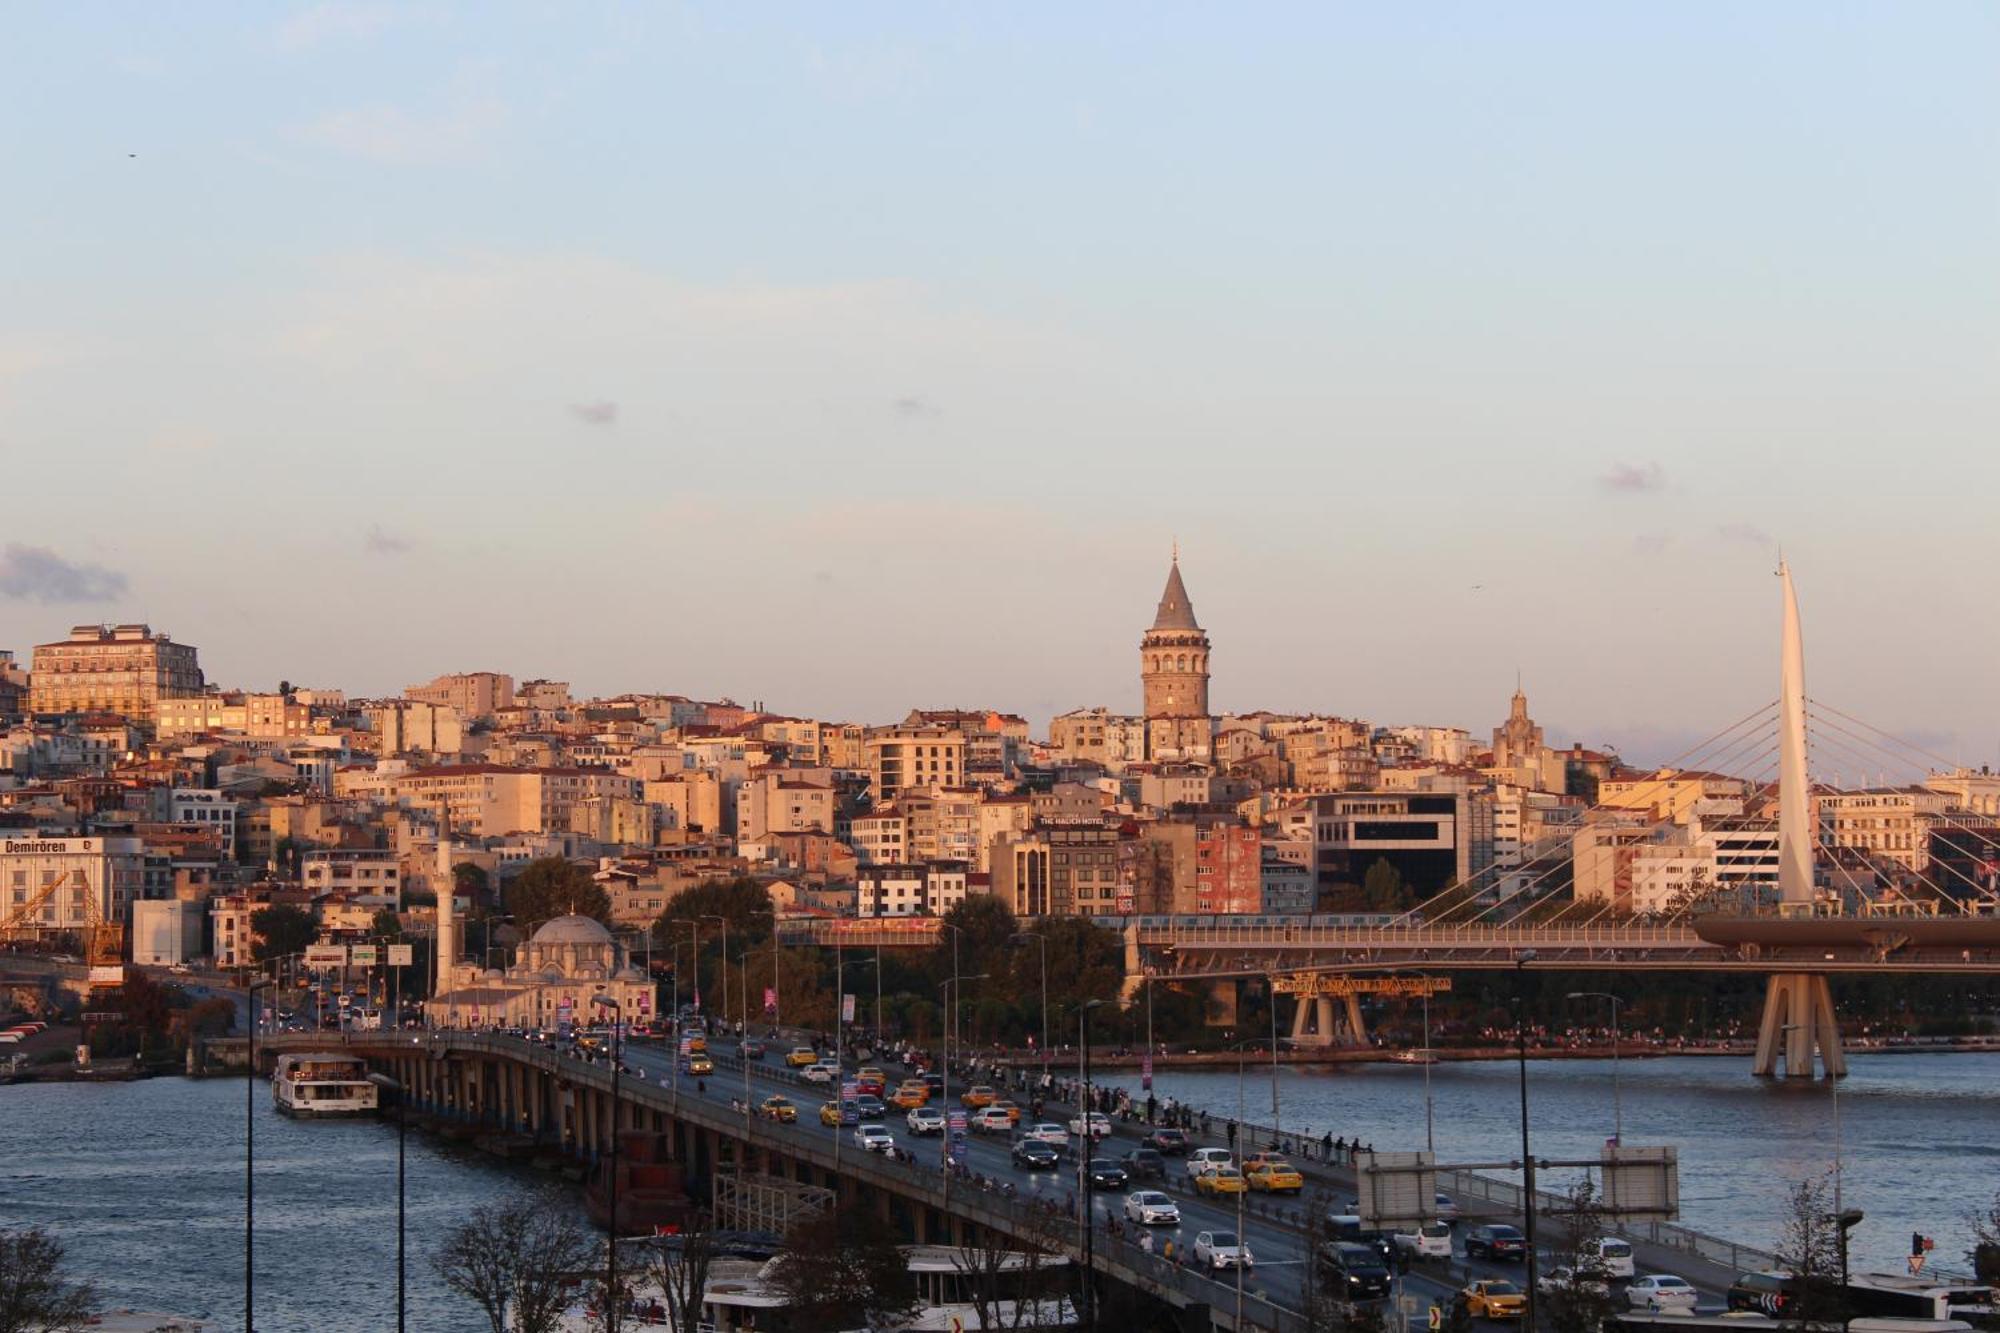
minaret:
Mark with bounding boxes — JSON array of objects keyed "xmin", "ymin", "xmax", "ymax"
[{"xmin": 433, "ymin": 825, "xmax": 456, "ymax": 998}]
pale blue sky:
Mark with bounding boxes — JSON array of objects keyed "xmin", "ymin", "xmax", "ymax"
[{"xmin": 2, "ymin": 3, "xmax": 1995, "ymax": 763}]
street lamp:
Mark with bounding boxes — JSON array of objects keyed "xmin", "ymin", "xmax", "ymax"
[
  {"xmin": 1568, "ymin": 991, "xmax": 1624, "ymax": 1147},
  {"xmin": 940, "ymin": 972, "xmax": 988, "ymax": 1210},
  {"xmin": 1011, "ymin": 932, "xmax": 1048, "ymax": 1075},
  {"xmin": 1223, "ymin": 1036, "xmax": 1266, "ymax": 1333},
  {"xmin": 941, "ymin": 922, "xmax": 963, "ymax": 1053},
  {"xmin": 748, "ymin": 908, "xmax": 779, "ymax": 1030},
  {"xmin": 245, "ymin": 977, "xmax": 274, "ymax": 1333},
  {"xmin": 1514, "ymin": 950, "xmax": 1541, "ymax": 1330},
  {"xmin": 1782, "ymin": 1019, "xmax": 1849, "ymax": 1285},
  {"xmin": 700, "ymin": 916, "xmax": 729, "ymax": 1034},
  {"xmin": 592, "ymin": 994, "xmax": 623, "ymax": 1333},
  {"xmin": 1076, "ymin": 998, "xmax": 1108, "ymax": 1333},
  {"xmin": 367, "ymin": 1072, "xmax": 407, "ymax": 1333},
  {"xmin": 833, "ymin": 953, "xmax": 877, "ymax": 1175}
]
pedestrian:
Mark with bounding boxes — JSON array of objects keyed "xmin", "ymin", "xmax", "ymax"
[
  {"xmin": 1335, "ymin": 1135, "xmax": 1346, "ymax": 1164},
  {"xmin": 1323, "ymin": 1131, "xmax": 1334, "ymax": 1161}
]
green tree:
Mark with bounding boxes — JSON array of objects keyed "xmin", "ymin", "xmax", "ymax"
[
  {"xmin": 454, "ymin": 862, "xmax": 491, "ymax": 904},
  {"xmin": 1778, "ymin": 1174, "xmax": 1847, "ymax": 1327},
  {"xmin": 1362, "ymin": 859, "xmax": 1412, "ymax": 912},
  {"xmin": 1969, "ymin": 1187, "xmax": 2000, "ymax": 1283},
  {"xmin": 767, "ymin": 1200, "xmax": 915, "ymax": 1330},
  {"xmin": 0, "ymin": 1226, "xmax": 96, "ymax": 1333},
  {"xmin": 504, "ymin": 859, "xmax": 610, "ymax": 935},
  {"xmin": 251, "ymin": 903, "xmax": 317, "ymax": 963},
  {"xmin": 1543, "ymin": 1177, "xmax": 1619, "ymax": 1333}
]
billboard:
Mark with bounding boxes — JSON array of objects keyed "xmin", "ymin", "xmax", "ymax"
[
  {"xmin": 1353, "ymin": 1150, "xmax": 1437, "ymax": 1231},
  {"xmin": 841, "ymin": 993, "xmax": 856, "ymax": 1024},
  {"xmin": 1601, "ymin": 1145, "xmax": 1680, "ymax": 1219},
  {"xmin": 349, "ymin": 945, "xmax": 378, "ymax": 967},
  {"xmin": 304, "ymin": 945, "xmax": 348, "ymax": 968},
  {"xmin": 386, "ymin": 944, "xmax": 414, "ymax": 967}
]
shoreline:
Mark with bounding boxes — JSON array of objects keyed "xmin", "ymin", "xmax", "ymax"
[{"xmin": 1007, "ymin": 1035, "xmax": 2000, "ymax": 1072}]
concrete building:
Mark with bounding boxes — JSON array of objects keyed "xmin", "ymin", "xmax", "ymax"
[
  {"xmin": 155, "ymin": 691, "xmax": 311, "ymax": 740},
  {"xmin": 29, "ymin": 624, "xmax": 205, "ymax": 724},
  {"xmin": 737, "ymin": 772, "xmax": 835, "ymax": 842},
  {"xmin": 372, "ymin": 765, "xmax": 642, "ymax": 837},
  {"xmin": 850, "ymin": 807, "xmax": 909, "ymax": 865},
  {"xmin": 171, "ymin": 788, "xmax": 240, "ymax": 859},
  {"xmin": 1597, "ymin": 769, "xmax": 1751, "ymax": 824},
  {"xmin": 405, "ymin": 671, "xmax": 515, "ymax": 720},
  {"xmin": 1299, "ymin": 791, "xmax": 1471, "ymax": 896},
  {"xmin": 991, "ymin": 823, "xmax": 1123, "ymax": 918},
  {"xmin": 1924, "ymin": 768, "xmax": 2000, "ymax": 818},
  {"xmin": 131, "ymin": 899, "xmax": 203, "ymax": 965},
  {"xmin": 1, "ymin": 834, "xmax": 152, "ymax": 940},
  {"xmin": 1819, "ymin": 786, "xmax": 1953, "ymax": 873},
  {"xmin": 302, "ymin": 849, "xmax": 402, "ymax": 903},
  {"xmin": 866, "ymin": 726, "xmax": 966, "ymax": 801},
  {"xmin": 1260, "ymin": 854, "xmax": 1315, "ymax": 913},
  {"xmin": 371, "ymin": 701, "xmax": 465, "ymax": 756},
  {"xmin": 1048, "ymin": 707, "xmax": 1150, "ymax": 772}
]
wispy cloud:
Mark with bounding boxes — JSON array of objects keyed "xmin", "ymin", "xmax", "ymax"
[
  {"xmin": 569, "ymin": 401, "xmax": 618, "ymax": 426},
  {"xmin": 0, "ymin": 545, "xmax": 128, "ymax": 603},
  {"xmin": 892, "ymin": 395, "xmax": 939, "ymax": 419},
  {"xmin": 276, "ymin": 2, "xmax": 405, "ymax": 53},
  {"xmin": 365, "ymin": 524, "xmax": 413, "ymax": 554},
  {"xmin": 293, "ymin": 65, "xmax": 505, "ymax": 165},
  {"xmin": 1599, "ymin": 461, "xmax": 1666, "ymax": 494},
  {"xmin": 1714, "ymin": 522, "xmax": 1772, "ymax": 545}
]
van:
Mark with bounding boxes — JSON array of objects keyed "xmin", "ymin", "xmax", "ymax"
[
  {"xmin": 1582, "ymin": 1236, "xmax": 1636, "ymax": 1279},
  {"xmin": 1188, "ymin": 1148, "xmax": 1234, "ymax": 1178}
]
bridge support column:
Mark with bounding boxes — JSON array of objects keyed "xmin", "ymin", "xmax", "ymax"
[
  {"xmin": 1120, "ymin": 923, "xmax": 1144, "ymax": 1003},
  {"xmin": 1753, "ymin": 973, "xmax": 1845, "ymax": 1078},
  {"xmin": 1208, "ymin": 978, "xmax": 1238, "ymax": 1028},
  {"xmin": 1288, "ymin": 995, "xmax": 1369, "ymax": 1048}
]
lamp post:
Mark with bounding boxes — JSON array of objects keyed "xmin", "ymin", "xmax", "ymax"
[
  {"xmin": 245, "ymin": 977, "xmax": 274, "ymax": 1333},
  {"xmin": 593, "ymin": 994, "xmax": 623, "ymax": 1333},
  {"xmin": 367, "ymin": 1072, "xmax": 407, "ymax": 1333},
  {"xmin": 738, "ymin": 954, "xmax": 754, "ymax": 1141},
  {"xmin": 1782, "ymin": 1021, "xmax": 1852, "ymax": 1289},
  {"xmin": 942, "ymin": 922, "xmax": 963, "ymax": 1054},
  {"xmin": 833, "ymin": 954, "xmax": 877, "ymax": 1175},
  {"xmin": 701, "ymin": 916, "xmax": 729, "ymax": 1034},
  {"xmin": 1012, "ymin": 931, "xmax": 1049, "ymax": 1074},
  {"xmin": 1568, "ymin": 991, "xmax": 1624, "ymax": 1147},
  {"xmin": 1514, "ymin": 950, "xmax": 1541, "ymax": 1330},
  {"xmin": 940, "ymin": 972, "xmax": 987, "ymax": 1212},
  {"xmin": 479, "ymin": 914, "xmax": 513, "ymax": 980},
  {"xmin": 1076, "ymin": 998, "xmax": 1107, "ymax": 1333},
  {"xmin": 749, "ymin": 909, "xmax": 779, "ymax": 1030}
]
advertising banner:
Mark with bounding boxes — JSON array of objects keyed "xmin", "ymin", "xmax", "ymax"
[
  {"xmin": 386, "ymin": 943, "xmax": 414, "ymax": 967},
  {"xmin": 304, "ymin": 945, "xmax": 347, "ymax": 968},
  {"xmin": 841, "ymin": 993, "xmax": 856, "ymax": 1024},
  {"xmin": 1141, "ymin": 1053, "xmax": 1153, "ymax": 1092},
  {"xmin": 764, "ymin": 986, "xmax": 777, "ymax": 1015}
]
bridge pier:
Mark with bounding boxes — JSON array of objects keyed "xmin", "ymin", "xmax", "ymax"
[
  {"xmin": 1288, "ymin": 993, "xmax": 1368, "ymax": 1048},
  {"xmin": 1752, "ymin": 972, "xmax": 1846, "ymax": 1078}
]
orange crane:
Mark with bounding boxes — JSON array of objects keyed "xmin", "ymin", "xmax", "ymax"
[{"xmin": 0, "ymin": 869, "xmax": 125, "ymax": 975}]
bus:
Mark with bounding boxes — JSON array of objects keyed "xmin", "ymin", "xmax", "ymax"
[{"xmin": 1844, "ymin": 1273, "xmax": 1994, "ymax": 1323}]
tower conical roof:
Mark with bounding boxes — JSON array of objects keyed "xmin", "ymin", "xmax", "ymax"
[{"xmin": 1151, "ymin": 558, "xmax": 1201, "ymax": 631}]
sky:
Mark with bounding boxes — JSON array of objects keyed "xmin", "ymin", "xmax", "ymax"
[{"xmin": 1, "ymin": 4, "xmax": 1996, "ymax": 766}]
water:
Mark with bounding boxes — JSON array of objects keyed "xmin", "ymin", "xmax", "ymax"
[
  {"xmin": 1146, "ymin": 1050, "xmax": 2000, "ymax": 1277},
  {"xmin": 0, "ymin": 1077, "xmax": 569, "ymax": 1330}
]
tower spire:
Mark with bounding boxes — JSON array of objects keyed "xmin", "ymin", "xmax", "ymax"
[{"xmin": 1777, "ymin": 559, "xmax": 1812, "ymax": 903}]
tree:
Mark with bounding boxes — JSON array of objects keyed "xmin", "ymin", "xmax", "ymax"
[
  {"xmin": 1778, "ymin": 1174, "xmax": 1847, "ymax": 1327},
  {"xmin": 952, "ymin": 1210, "xmax": 1067, "ymax": 1332},
  {"xmin": 767, "ymin": 1198, "xmax": 915, "ymax": 1330},
  {"xmin": 432, "ymin": 1198, "xmax": 597, "ymax": 1333},
  {"xmin": 454, "ymin": 862, "xmax": 491, "ymax": 904},
  {"xmin": 0, "ymin": 1226, "xmax": 96, "ymax": 1333},
  {"xmin": 1970, "ymin": 1188, "xmax": 2000, "ymax": 1283},
  {"xmin": 644, "ymin": 1212, "xmax": 722, "ymax": 1333},
  {"xmin": 1542, "ymin": 1177, "xmax": 1619, "ymax": 1333},
  {"xmin": 251, "ymin": 903, "xmax": 317, "ymax": 963},
  {"xmin": 1362, "ymin": 859, "xmax": 1413, "ymax": 912},
  {"xmin": 505, "ymin": 859, "xmax": 610, "ymax": 935}
]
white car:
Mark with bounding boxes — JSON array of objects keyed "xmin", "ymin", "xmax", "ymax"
[
  {"xmin": 1538, "ymin": 1266, "xmax": 1611, "ymax": 1297},
  {"xmin": 1193, "ymin": 1229, "xmax": 1254, "ymax": 1271},
  {"xmin": 1023, "ymin": 1123, "xmax": 1069, "ymax": 1147},
  {"xmin": 1583, "ymin": 1236, "xmax": 1637, "ymax": 1279},
  {"xmin": 1627, "ymin": 1275, "xmax": 1698, "ymax": 1311},
  {"xmin": 802, "ymin": 1063, "xmax": 837, "ymax": 1084},
  {"xmin": 1124, "ymin": 1191, "xmax": 1181, "ymax": 1227},
  {"xmin": 972, "ymin": 1107, "xmax": 1015, "ymax": 1133},
  {"xmin": 1069, "ymin": 1111, "xmax": 1112, "ymax": 1140},
  {"xmin": 854, "ymin": 1124, "xmax": 896, "ymax": 1153},
  {"xmin": 1187, "ymin": 1147, "xmax": 1234, "ymax": 1178},
  {"xmin": 1392, "ymin": 1222, "xmax": 1454, "ymax": 1259},
  {"xmin": 906, "ymin": 1107, "xmax": 945, "ymax": 1135}
]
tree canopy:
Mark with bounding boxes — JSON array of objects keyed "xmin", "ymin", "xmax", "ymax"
[
  {"xmin": 0, "ymin": 1226, "xmax": 96, "ymax": 1333},
  {"xmin": 251, "ymin": 903, "xmax": 317, "ymax": 962},
  {"xmin": 767, "ymin": 1200, "xmax": 914, "ymax": 1330},
  {"xmin": 504, "ymin": 858, "xmax": 610, "ymax": 934}
]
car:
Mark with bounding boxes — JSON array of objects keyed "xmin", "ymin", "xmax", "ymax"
[
  {"xmin": 1124, "ymin": 1190, "xmax": 1181, "ymax": 1226},
  {"xmin": 819, "ymin": 1101, "xmax": 856, "ymax": 1127},
  {"xmin": 1068, "ymin": 1111, "xmax": 1112, "ymax": 1141},
  {"xmin": 1187, "ymin": 1147, "xmax": 1234, "ymax": 1178},
  {"xmin": 679, "ymin": 1054, "xmax": 714, "ymax": 1076},
  {"xmin": 739, "ymin": 1039, "xmax": 767, "ymax": 1059},
  {"xmin": 1581, "ymin": 1236, "xmax": 1637, "ymax": 1279},
  {"xmin": 892, "ymin": 1081, "xmax": 930, "ymax": 1109},
  {"xmin": 1085, "ymin": 1159, "xmax": 1129, "ymax": 1191},
  {"xmin": 1012, "ymin": 1138, "xmax": 1062, "ymax": 1170},
  {"xmin": 921, "ymin": 1072, "xmax": 944, "ymax": 1098},
  {"xmin": 1434, "ymin": 1193, "xmax": 1461, "ymax": 1224},
  {"xmin": 759, "ymin": 1095, "xmax": 797, "ymax": 1123},
  {"xmin": 1393, "ymin": 1222, "xmax": 1454, "ymax": 1260},
  {"xmin": 1460, "ymin": 1279, "xmax": 1528, "ymax": 1320},
  {"xmin": 1465, "ymin": 1224, "xmax": 1528, "ymax": 1261},
  {"xmin": 1245, "ymin": 1158, "xmax": 1304, "ymax": 1194},
  {"xmin": 1023, "ymin": 1123, "xmax": 1069, "ymax": 1148},
  {"xmin": 1538, "ymin": 1266, "xmax": 1611, "ymax": 1298},
  {"xmin": 801, "ymin": 1063, "xmax": 837, "ymax": 1084},
  {"xmin": 961, "ymin": 1085, "xmax": 998, "ymax": 1109},
  {"xmin": 988, "ymin": 1099, "xmax": 1022, "ymax": 1126},
  {"xmin": 907, "ymin": 1107, "xmax": 946, "ymax": 1136},
  {"xmin": 786, "ymin": 1047, "xmax": 819, "ymax": 1067},
  {"xmin": 855, "ymin": 1067, "xmax": 888, "ymax": 1095},
  {"xmin": 1193, "ymin": 1230, "xmax": 1254, "ymax": 1271},
  {"xmin": 854, "ymin": 1124, "xmax": 895, "ymax": 1154},
  {"xmin": 1195, "ymin": 1166, "xmax": 1247, "ymax": 1197},
  {"xmin": 1122, "ymin": 1147, "xmax": 1167, "ymax": 1181},
  {"xmin": 1626, "ymin": 1275, "xmax": 1698, "ymax": 1312},
  {"xmin": 1147, "ymin": 1127, "xmax": 1190, "ymax": 1155},
  {"xmin": 972, "ymin": 1107, "xmax": 1015, "ymax": 1134},
  {"xmin": 1726, "ymin": 1271, "xmax": 1797, "ymax": 1316},
  {"xmin": 1320, "ymin": 1242, "xmax": 1393, "ymax": 1300},
  {"xmin": 854, "ymin": 1094, "xmax": 888, "ymax": 1120}
]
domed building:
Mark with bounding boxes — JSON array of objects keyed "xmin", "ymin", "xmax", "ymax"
[{"xmin": 430, "ymin": 912, "xmax": 655, "ymax": 1030}]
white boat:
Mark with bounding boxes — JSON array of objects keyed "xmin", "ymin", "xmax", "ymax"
[{"xmin": 271, "ymin": 1052, "xmax": 378, "ymax": 1118}]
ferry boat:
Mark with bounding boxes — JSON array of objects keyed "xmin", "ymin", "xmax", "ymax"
[{"xmin": 271, "ymin": 1052, "xmax": 378, "ymax": 1118}]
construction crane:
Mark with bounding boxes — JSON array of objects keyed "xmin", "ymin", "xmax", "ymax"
[{"xmin": 0, "ymin": 869, "xmax": 125, "ymax": 977}]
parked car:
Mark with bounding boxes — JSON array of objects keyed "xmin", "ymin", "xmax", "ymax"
[
  {"xmin": 1147, "ymin": 1127, "xmax": 1190, "ymax": 1155},
  {"xmin": 1195, "ymin": 1166, "xmax": 1247, "ymax": 1197},
  {"xmin": 972, "ymin": 1107, "xmax": 1015, "ymax": 1134},
  {"xmin": 1085, "ymin": 1159, "xmax": 1129, "ymax": 1191},
  {"xmin": 854, "ymin": 1124, "xmax": 896, "ymax": 1154},
  {"xmin": 1465, "ymin": 1224, "xmax": 1528, "ymax": 1262},
  {"xmin": 1392, "ymin": 1222, "xmax": 1454, "ymax": 1260},
  {"xmin": 1124, "ymin": 1190, "xmax": 1181, "ymax": 1226},
  {"xmin": 906, "ymin": 1107, "xmax": 946, "ymax": 1136},
  {"xmin": 1459, "ymin": 1280, "xmax": 1528, "ymax": 1320},
  {"xmin": 1122, "ymin": 1148, "xmax": 1167, "ymax": 1181},
  {"xmin": 1068, "ymin": 1111, "xmax": 1112, "ymax": 1141},
  {"xmin": 1726, "ymin": 1271, "xmax": 1798, "ymax": 1316},
  {"xmin": 1626, "ymin": 1275, "xmax": 1698, "ymax": 1312},
  {"xmin": 1193, "ymin": 1230, "xmax": 1254, "ymax": 1271},
  {"xmin": 1012, "ymin": 1138, "xmax": 1062, "ymax": 1170},
  {"xmin": 1187, "ymin": 1147, "xmax": 1234, "ymax": 1178},
  {"xmin": 1319, "ymin": 1242, "xmax": 1393, "ymax": 1300}
]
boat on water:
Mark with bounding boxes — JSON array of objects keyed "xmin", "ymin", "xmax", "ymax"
[{"xmin": 270, "ymin": 1052, "xmax": 378, "ymax": 1118}]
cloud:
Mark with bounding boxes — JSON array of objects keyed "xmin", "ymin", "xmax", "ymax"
[
  {"xmin": 0, "ymin": 545, "xmax": 128, "ymax": 603},
  {"xmin": 892, "ymin": 395, "xmax": 939, "ymax": 419},
  {"xmin": 276, "ymin": 2, "xmax": 405, "ymax": 52},
  {"xmin": 1598, "ymin": 461, "xmax": 1666, "ymax": 494},
  {"xmin": 1632, "ymin": 532, "xmax": 1672, "ymax": 555},
  {"xmin": 569, "ymin": 401, "xmax": 618, "ymax": 426},
  {"xmin": 365, "ymin": 524, "xmax": 413, "ymax": 554},
  {"xmin": 293, "ymin": 65, "xmax": 505, "ymax": 165},
  {"xmin": 1714, "ymin": 522, "xmax": 1772, "ymax": 545}
]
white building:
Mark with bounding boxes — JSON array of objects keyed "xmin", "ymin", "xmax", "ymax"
[
  {"xmin": 132, "ymin": 899, "xmax": 203, "ymax": 965},
  {"xmin": 429, "ymin": 914, "xmax": 655, "ymax": 1030},
  {"xmin": 172, "ymin": 788, "xmax": 240, "ymax": 859},
  {"xmin": 1, "ymin": 835, "xmax": 151, "ymax": 939},
  {"xmin": 302, "ymin": 849, "xmax": 403, "ymax": 904}
]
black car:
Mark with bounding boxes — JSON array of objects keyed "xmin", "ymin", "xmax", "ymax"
[
  {"xmin": 855, "ymin": 1094, "xmax": 887, "ymax": 1119},
  {"xmin": 1012, "ymin": 1139, "xmax": 1061, "ymax": 1170},
  {"xmin": 921, "ymin": 1073, "xmax": 944, "ymax": 1097},
  {"xmin": 1123, "ymin": 1148, "xmax": 1167, "ymax": 1181},
  {"xmin": 739, "ymin": 1040, "xmax": 766, "ymax": 1059},
  {"xmin": 1466, "ymin": 1224, "xmax": 1528, "ymax": 1261},
  {"xmin": 1148, "ymin": 1127, "xmax": 1190, "ymax": 1155},
  {"xmin": 1727, "ymin": 1271, "xmax": 1798, "ymax": 1316},
  {"xmin": 1319, "ymin": 1242, "xmax": 1393, "ymax": 1300},
  {"xmin": 1085, "ymin": 1159, "xmax": 1130, "ymax": 1191}
]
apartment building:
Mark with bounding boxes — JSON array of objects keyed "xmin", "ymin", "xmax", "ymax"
[
  {"xmin": 29, "ymin": 624, "xmax": 205, "ymax": 724},
  {"xmin": 156, "ymin": 692, "xmax": 311, "ymax": 740},
  {"xmin": 866, "ymin": 726, "xmax": 965, "ymax": 800},
  {"xmin": 405, "ymin": 671, "xmax": 515, "ymax": 720}
]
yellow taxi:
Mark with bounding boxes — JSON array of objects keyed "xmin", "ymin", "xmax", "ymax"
[
  {"xmin": 892, "ymin": 1081, "xmax": 930, "ymax": 1109},
  {"xmin": 685, "ymin": 1034, "xmax": 707, "ymax": 1054},
  {"xmin": 960, "ymin": 1085, "xmax": 998, "ymax": 1109},
  {"xmin": 1194, "ymin": 1166, "xmax": 1248, "ymax": 1197},
  {"xmin": 681, "ymin": 1053, "xmax": 714, "ymax": 1076},
  {"xmin": 786, "ymin": 1047, "xmax": 820, "ymax": 1068},
  {"xmin": 760, "ymin": 1095, "xmax": 797, "ymax": 1123},
  {"xmin": 1244, "ymin": 1158, "xmax": 1304, "ymax": 1193},
  {"xmin": 1461, "ymin": 1281, "xmax": 1527, "ymax": 1320},
  {"xmin": 819, "ymin": 1100, "xmax": 843, "ymax": 1126}
]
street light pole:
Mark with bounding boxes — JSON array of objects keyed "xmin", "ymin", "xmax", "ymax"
[
  {"xmin": 593, "ymin": 994, "xmax": 623, "ymax": 1333},
  {"xmin": 941, "ymin": 972, "xmax": 988, "ymax": 1214},
  {"xmin": 1567, "ymin": 991, "xmax": 1623, "ymax": 1146},
  {"xmin": 245, "ymin": 977, "xmax": 273, "ymax": 1333},
  {"xmin": 1078, "ymin": 998, "xmax": 1106, "ymax": 1333},
  {"xmin": 701, "ymin": 916, "xmax": 728, "ymax": 1034},
  {"xmin": 1515, "ymin": 951, "xmax": 1541, "ymax": 1330},
  {"xmin": 1422, "ymin": 984, "xmax": 1435, "ymax": 1154},
  {"xmin": 367, "ymin": 1072, "xmax": 407, "ymax": 1333},
  {"xmin": 1012, "ymin": 932, "xmax": 1049, "ymax": 1075}
]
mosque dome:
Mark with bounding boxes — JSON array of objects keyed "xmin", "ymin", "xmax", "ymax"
[{"xmin": 530, "ymin": 914, "xmax": 613, "ymax": 947}]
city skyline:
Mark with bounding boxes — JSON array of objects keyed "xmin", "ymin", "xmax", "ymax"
[{"xmin": 4, "ymin": 4, "xmax": 1997, "ymax": 758}]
